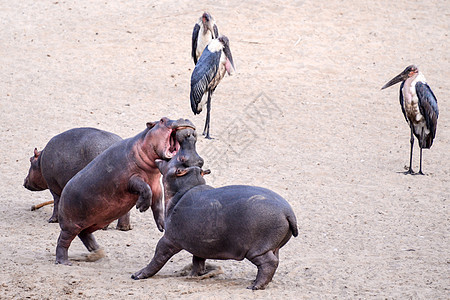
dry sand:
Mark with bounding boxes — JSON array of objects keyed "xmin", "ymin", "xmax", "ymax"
[{"xmin": 1, "ymin": 0, "xmax": 449, "ymax": 298}]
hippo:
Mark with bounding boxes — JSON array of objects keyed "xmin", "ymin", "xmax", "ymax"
[
  {"xmin": 131, "ymin": 150, "xmax": 298, "ymax": 290},
  {"xmin": 163, "ymin": 127, "xmax": 204, "ymax": 205},
  {"xmin": 55, "ymin": 118, "xmax": 198, "ymax": 265},
  {"xmin": 23, "ymin": 128, "xmax": 131, "ymax": 229}
]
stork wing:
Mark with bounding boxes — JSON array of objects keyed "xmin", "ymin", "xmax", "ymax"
[
  {"xmin": 213, "ymin": 24, "xmax": 219, "ymax": 39},
  {"xmin": 416, "ymin": 81, "xmax": 439, "ymax": 140},
  {"xmin": 192, "ymin": 23, "xmax": 200, "ymax": 64},
  {"xmin": 190, "ymin": 48, "xmax": 221, "ymax": 114},
  {"xmin": 399, "ymin": 81, "xmax": 408, "ymax": 123}
]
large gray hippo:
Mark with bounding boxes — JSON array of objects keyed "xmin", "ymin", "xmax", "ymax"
[
  {"xmin": 132, "ymin": 147, "xmax": 298, "ymax": 290},
  {"xmin": 23, "ymin": 128, "xmax": 129, "ymax": 228},
  {"xmin": 55, "ymin": 118, "xmax": 196, "ymax": 265}
]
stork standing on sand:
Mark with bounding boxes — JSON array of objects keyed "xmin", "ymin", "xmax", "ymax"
[
  {"xmin": 192, "ymin": 12, "xmax": 219, "ymax": 64},
  {"xmin": 381, "ymin": 65, "xmax": 439, "ymax": 175},
  {"xmin": 190, "ymin": 36, "xmax": 235, "ymax": 139}
]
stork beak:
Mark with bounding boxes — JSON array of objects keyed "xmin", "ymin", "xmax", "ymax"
[
  {"xmin": 223, "ymin": 45, "xmax": 235, "ymax": 75},
  {"xmin": 207, "ymin": 23, "xmax": 215, "ymax": 34},
  {"xmin": 381, "ymin": 72, "xmax": 408, "ymax": 90}
]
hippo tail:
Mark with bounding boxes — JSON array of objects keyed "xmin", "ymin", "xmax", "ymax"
[{"xmin": 287, "ymin": 213, "xmax": 298, "ymax": 237}]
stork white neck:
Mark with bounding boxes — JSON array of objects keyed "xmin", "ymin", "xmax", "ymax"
[
  {"xmin": 407, "ymin": 71, "xmax": 426, "ymax": 87},
  {"xmin": 402, "ymin": 71, "xmax": 427, "ymax": 124},
  {"xmin": 207, "ymin": 39, "xmax": 223, "ymax": 53}
]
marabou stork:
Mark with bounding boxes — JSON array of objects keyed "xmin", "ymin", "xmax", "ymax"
[
  {"xmin": 381, "ymin": 65, "xmax": 439, "ymax": 175},
  {"xmin": 192, "ymin": 12, "xmax": 219, "ymax": 64},
  {"xmin": 190, "ymin": 36, "xmax": 235, "ymax": 139}
]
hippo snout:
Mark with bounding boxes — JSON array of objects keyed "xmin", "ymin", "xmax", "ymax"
[
  {"xmin": 156, "ymin": 118, "xmax": 195, "ymax": 131},
  {"xmin": 23, "ymin": 177, "xmax": 42, "ymax": 191},
  {"xmin": 23, "ymin": 177, "xmax": 34, "ymax": 190},
  {"xmin": 178, "ymin": 154, "xmax": 204, "ymax": 168},
  {"xmin": 171, "ymin": 118, "xmax": 196, "ymax": 130}
]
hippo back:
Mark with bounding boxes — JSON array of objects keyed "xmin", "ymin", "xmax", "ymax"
[
  {"xmin": 40, "ymin": 128, "xmax": 122, "ymax": 195},
  {"xmin": 166, "ymin": 185, "xmax": 297, "ymax": 260}
]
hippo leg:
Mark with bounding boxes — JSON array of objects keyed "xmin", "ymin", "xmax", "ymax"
[
  {"xmin": 131, "ymin": 236, "xmax": 181, "ymax": 280},
  {"xmin": 273, "ymin": 248, "xmax": 279, "ymax": 259},
  {"xmin": 78, "ymin": 230, "xmax": 105, "ymax": 262},
  {"xmin": 190, "ymin": 255, "xmax": 206, "ymax": 276},
  {"xmin": 149, "ymin": 178, "xmax": 164, "ymax": 232},
  {"xmin": 247, "ymin": 251, "xmax": 279, "ymax": 290},
  {"xmin": 48, "ymin": 191, "xmax": 60, "ymax": 223},
  {"xmin": 128, "ymin": 176, "xmax": 152, "ymax": 213},
  {"xmin": 116, "ymin": 211, "xmax": 132, "ymax": 231},
  {"xmin": 78, "ymin": 230, "xmax": 100, "ymax": 252},
  {"xmin": 55, "ymin": 230, "xmax": 78, "ymax": 265}
]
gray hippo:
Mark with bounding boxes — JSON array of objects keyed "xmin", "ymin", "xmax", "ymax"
[
  {"xmin": 55, "ymin": 118, "xmax": 197, "ymax": 265},
  {"xmin": 131, "ymin": 151, "xmax": 298, "ymax": 290},
  {"xmin": 163, "ymin": 127, "xmax": 204, "ymax": 206},
  {"xmin": 23, "ymin": 128, "xmax": 131, "ymax": 229}
]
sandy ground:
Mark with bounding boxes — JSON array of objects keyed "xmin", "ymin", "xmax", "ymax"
[{"xmin": 1, "ymin": 0, "xmax": 449, "ymax": 298}]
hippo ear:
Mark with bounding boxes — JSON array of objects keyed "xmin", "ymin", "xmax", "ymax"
[
  {"xmin": 33, "ymin": 148, "xmax": 41, "ymax": 158},
  {"xmin": 201, "ymin": 169, "xmax": 211, "ymax": 176},
  {"xmin": 155, "ymin": 159, "xmax": 168, "ymax": 174},
  {"xmin": 146, "ymin": 121, "xmax": 157, "ymax": 129}
]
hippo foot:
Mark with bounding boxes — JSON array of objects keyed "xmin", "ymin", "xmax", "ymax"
[
  {"xmin": 55, "ymin": 258, "xmax": 72, "ymax": 266},
  {"xmin": 131, "ymin": 268, "xmax": 150, "ymax": 280},
  {"xmin": 178, "ymin": 263, "xmax": 224, "ymax": 279},
  {"xmin": 247, "ymin": 283, "xmax": 266, "ymax": 290},
  {"xmin": 86, "ymin": 248, "xmax": 106, "ymax": 262},
  {"xmin": 48, "ymin": 216, "xmax": 58, "ymax": 223},
  {"xmin": 116, "ymin": 223, "xmax": 132, "ymax": 231},
  {"xmin": 70, "ymin": 248, "xmax": 106, "ymax": 262},
  {"xmin": 192, "ymin": 265, "xmax": 223, "ymax": 279}
]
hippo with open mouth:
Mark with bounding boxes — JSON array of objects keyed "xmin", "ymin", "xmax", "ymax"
[
  {"xmin": 55, "ymin": 118, "xmax": 196, "ymax": 265},
  {"xmin": 132, "ymin": 142, "xmax": 298, "ymax": 290}
]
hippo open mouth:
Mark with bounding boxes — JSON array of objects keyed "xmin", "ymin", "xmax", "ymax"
[
  {"xmin": 166, "ymin": 129, "xmax": 179, "ymax": 159},
  {"xmin": 164, "ymin": 126, "xmax": 195, "ymax": 160}
]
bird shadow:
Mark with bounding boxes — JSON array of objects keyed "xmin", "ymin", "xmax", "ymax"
[{"xmin": 396, "ymin": 170, "xmax": 427, "ymax": 176}]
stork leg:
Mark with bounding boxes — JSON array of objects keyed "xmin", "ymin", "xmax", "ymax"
[
  {"xmin": 404, "ymin": 127, "xmax": 414, "ymax": 175},
  {"xmin": 417, "ymin": 147, "xmax": 424, "ymax": 175},
  {"xmin": 203, "ymin": 91, "xmax": 213, "ymax": 139},
  {"xmin": 417, "ymin": 127, "xmax": 425, "ymax": 175}
]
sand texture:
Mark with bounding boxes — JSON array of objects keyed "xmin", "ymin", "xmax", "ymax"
[{"xmin": 1, "ymin": 0, "xmax": 449, "ymax": 299}]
